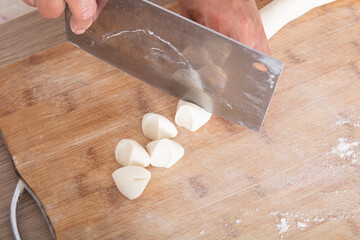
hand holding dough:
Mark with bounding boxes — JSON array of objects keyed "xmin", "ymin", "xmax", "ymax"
[
  {"xmin": 115, "ymin": 139, "xmax": 151, "ymax": 167},
  {"xmin": 146, "ymin": 139, "xmax": 184, "ymax": 168},
  {"xmin": 260, "ymin": 0, "xmax": 336, "ymax": 39},
  {"xmin": 112, "ymin": 166, "xmax": 151, "ymax": 200},
  {"xmin": 175, "ymin": 100, "xmax": 212, "ymax": 132},
  {"xmin": 142, "ymin": 113, "xmax": 178, "ymax": 140}
]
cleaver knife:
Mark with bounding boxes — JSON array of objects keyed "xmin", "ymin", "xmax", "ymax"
[{"xmin": 65, "ymin": 0, "xmax": 284, "ymax": 132}]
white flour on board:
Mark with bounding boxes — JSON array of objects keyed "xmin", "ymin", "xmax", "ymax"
[
  {"xmin": 313, "ymin": 216, "xmax": 325, "ymax": 223},
  {"xmin": 336, "ymin": 118, "xmax": 351, "ymax": 125},
  {"xmin": 277, "ymin": 218, "xmax": 290, "ymax": 235},
  {"xmin": 271, "ymin": 209, "xmax": 360, "ymax": 236},
  {"xmin": 331, "ymin": 138, "xmax": 359, "ymax": 163},
  {"xmin": 297, "ymin": 221, "xmax": 308, "ymax": 229},
  {"xmin": 335, "ymin": 115, "xmax": 360, "ymax": 128}
]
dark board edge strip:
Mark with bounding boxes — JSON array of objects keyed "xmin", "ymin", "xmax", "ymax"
[{"xmin": 0, "ymin": 130, "xmax": 57, "ymax": 239}]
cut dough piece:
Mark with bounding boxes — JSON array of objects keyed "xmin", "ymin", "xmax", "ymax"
[
  {"xmin": 260, "ymin": 0, "xmax": 336, "ymax": 39},
  {"xmin": 115, "ymin": 139, "xmax": 151, "ymax": 167},
  {"xmin": 146, "ymin": 139, "xmax": 184, "ymax": 168},
  {"xmin": 142, "ymin": 113, "xmax": 178, "ymax": 140},
  {"xmin": 175, "ymin": 100, "xmax": 212, "ymax": 132},
  {"xmin": 112, "ymin": 166, "xmax": 151, "ymax": 200}
]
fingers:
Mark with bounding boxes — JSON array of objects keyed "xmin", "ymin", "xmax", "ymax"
[
  {"xmin": 180, "ymin": 9, "xmax": 191, "ymax": 20},
  {"xmin": 26, "ymin": 0, "xmax": 99, "ymax": 34},
  {"xmin": 66, "ymin": 0, "xmax": 97, "ymax": 34},
  {"xmin": 23, "ymin": 0, "xmax": 36, "ymax": 7},
  {"xmin": 229, "ymin": 18, "xmax": 271, "ymax": 56},
  {"xmin": 179, "ymin": 0, "xmax": 192, "ymax": 19},
  {"xmin": 34, "ymin": 0, "xmax": 66, "ymax": 19},
  {"xmin": 234, "ymin": 31, "xmax": 271, "ymax": 56},
  {"xmin": 230, "ymin": 24, "xmax": 257, "ymax": 49},
  {"xmin": 231, "ymin": 29, "xmax": 271, "ymax": 56},
  {"xmin": 254, "ymin": 40, "xmax": 272, "ymax": 56}
]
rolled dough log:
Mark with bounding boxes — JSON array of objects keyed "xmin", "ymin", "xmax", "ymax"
[
  {"xmin": 146, "ymin": 139, "xmax": 184, "ymax": 168},
  {"xmin": 112, "ymin": 166, "xmax": 151, "ymax": 200},
  {"xmin": 115, "ymin": 139, "xmax": 151, "ymax": 167},
  {"xmin": 260, "ymin": 0, "xmax": 336, "ymax": 39},
  {"xmin": 175, "ymin": 100, "xmax": 212, "ymax": 132},
  {"xmin": 142, "ymin": 113, "xmax": 178, "ymax": 140}
]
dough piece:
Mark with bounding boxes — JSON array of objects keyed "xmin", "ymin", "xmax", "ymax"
[
  {"xmin": 175, "ymin": 100, "xmax": 212, "ymax": 132},
  {"xmin": 142, "ymin": 113, "xmax": 178, "ymax": 140},
  {"xmin": 260, "ymin": 0, "xmax": 336, "ymax": 39},
  {"xmin": 146, "ymin": 139, "xmax": 184, "ymax": 168},
  {"xmin": 112, "ymin": 166, "xmax": 151, "ymax": 200},
  {"xmin": 115, "ymin": 139, "xmax": 151, "ymax": 167}
]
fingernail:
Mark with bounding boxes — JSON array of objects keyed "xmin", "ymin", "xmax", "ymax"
[
  {"xmin": 75, "ymin": 28, "xmax": 86, "ymax": 34},
  {"xmin": 71, "ymin": 24, "xmax": 86, "ymax": 35}
]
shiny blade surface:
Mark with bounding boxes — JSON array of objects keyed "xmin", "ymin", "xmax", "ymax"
[{"xmin": 65, "ymin": 0, "xmax": 284, "ymax": 131}]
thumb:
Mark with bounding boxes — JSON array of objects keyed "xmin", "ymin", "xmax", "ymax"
[{"xmin": 67, "ymin": 0, "xmax": 97, "ymax": 34}]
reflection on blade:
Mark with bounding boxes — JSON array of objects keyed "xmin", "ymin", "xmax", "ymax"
[{"xmin": 65, "ymin": 0, "xmax": 284, "ymax": 131}]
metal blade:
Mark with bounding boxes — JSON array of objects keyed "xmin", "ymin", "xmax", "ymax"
[{"xmin": 65, "ymin": 0, "xmax": 284, "ymax": 131}]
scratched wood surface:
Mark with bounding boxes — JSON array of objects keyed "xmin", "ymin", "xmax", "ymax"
[
  {"xmin": 0, "ymin": 0, "xmax": 359, "ymax": 239},
  {"xmin": 0, "ymin": 11, "xmax": 66, "ymax": 66}
]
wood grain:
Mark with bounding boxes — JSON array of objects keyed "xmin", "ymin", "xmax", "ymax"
[
  {"xmin": 0, "ymin": 134, "xmax": 52, "ymax": 240},
  {"xmin": 0, "ymin": 11, "xmax": 66, "ymax": 67},
  {"xmin": 0, "ymin": 1, "xmax": 181, "ymax": 239},
  {"xmin": 0, "ymin": 0, "xmax": 359, "ymax": 239}
]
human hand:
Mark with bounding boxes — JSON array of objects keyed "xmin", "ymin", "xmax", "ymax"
[
  {"xmin": 179, "ymin": 0, "xmax": 271, "ymax": 56},
  {"xmin": 22, "ymin": 0, "xmax": 108, "ymax": 34}
]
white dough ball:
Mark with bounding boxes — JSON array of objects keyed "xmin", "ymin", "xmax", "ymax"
[
  {"xmin": 142, "ymin": 113, "xmax": 178, "ymax": 140},
  {"xmin": 175, "ymin": 100, "xmax": 212, "ymax": 132},
  {"xmin": 146, "ymin": 139, "xmax": 184, "ymax": 168},
  {"xmin": 115, "ymin": 139, "xmax": 151, "ymax": 167},
  {"xmin": 112, "ymin": 166, "xmax": 151, "ymax": 200}
]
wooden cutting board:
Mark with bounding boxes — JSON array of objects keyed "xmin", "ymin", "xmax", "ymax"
[{"xmin": 1, "ymin": 0, "xmax": 359, "ymax": 239}]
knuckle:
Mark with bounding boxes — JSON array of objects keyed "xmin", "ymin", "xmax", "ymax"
[{"xmin": 42, "ymin": 10, "xmax": 63, "ymax": 19}]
